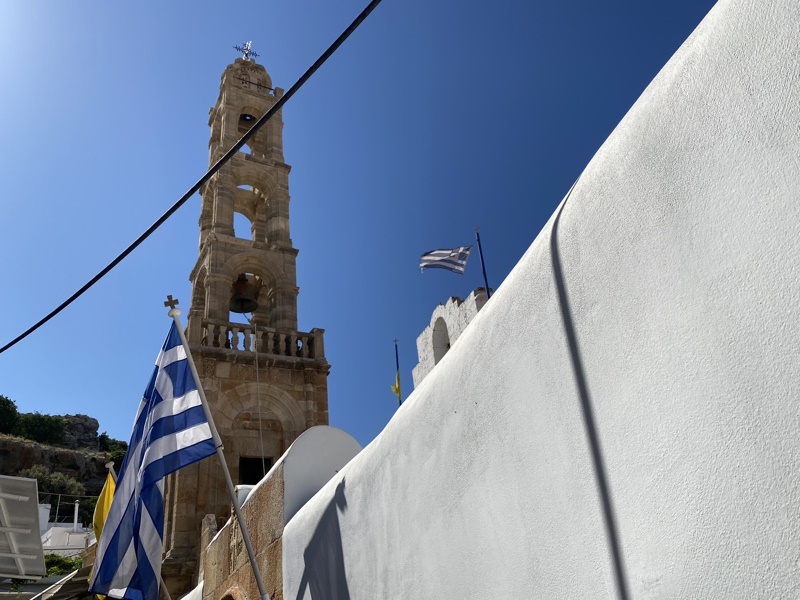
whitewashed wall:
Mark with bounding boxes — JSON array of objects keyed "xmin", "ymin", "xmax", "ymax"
[{"xmin": 283, "ymin": 1, "xmax": 800, "ymax": 598}]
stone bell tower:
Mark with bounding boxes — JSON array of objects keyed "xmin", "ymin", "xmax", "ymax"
[{"xmin": 161, "ymin": 54, "xmax": 330, "ymax": 595}]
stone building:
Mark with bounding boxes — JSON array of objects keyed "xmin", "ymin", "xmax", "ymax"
[
  {"xmin": 411, "ymin": 288, "xmax": 488, "ymax": 387},
  {"xmin": 161, "ymin": 55, "xmax": 330, "ymax": 596}
]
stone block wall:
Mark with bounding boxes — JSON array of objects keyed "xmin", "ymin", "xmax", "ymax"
[
  {"xmin": 162, "ymin": 347, "xmax": 329, "ymax": 597},
  {"xmin": 202, "ymin": 462, "xmax": 286, "ymax": 600},
  {"xmin": 193, "ymin": 426, "xmax": 360, "ymax": 600}
]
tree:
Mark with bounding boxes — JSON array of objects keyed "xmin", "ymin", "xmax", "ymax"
[
  {"xmin": 18, "ymin": 465, "xmax": 85, "ymax": 496},
  {"xmin": 19, "ymin": 464, "xmax": 86, "ymax": 522},
  {"xmin": 0, "ymin": 395, "xmax": 18, "ymax": 434},
  {"xmin": 16, "ymin": 412, "xmax": 65, "ymax": 445},
  {"xmin": 99, "ymin": 431, "xmax": 128, "ymax": 468},
  {"xmin": 78, "ymin": 496, "xmax": 97, "ymax": 528},
  {"xmin": 97, "ymin": 432, "xmax": 113, "ymax": 451}
]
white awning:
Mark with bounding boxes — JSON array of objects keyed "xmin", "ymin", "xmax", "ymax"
[{"xmin": 0, "ymin": 475, "xmax": 46, "ymax": 579}]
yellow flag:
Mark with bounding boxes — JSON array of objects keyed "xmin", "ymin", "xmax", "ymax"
[
  {"xmin": 92, "ymin": 472, "xmax": 115, "ymax": 600},
  {"xmin": 93, "ymin": 472, "xmax": 116, "ymax": 542},
  {"xmin": 391, "ymin": 370, "xmax": 401, "ymax": 403}
]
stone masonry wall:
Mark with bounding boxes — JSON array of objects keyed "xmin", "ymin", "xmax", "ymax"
[
  {"xmin": 162, "ymin": 348, "xmax": 328, "ymax": 597},
  {"xmin": 202, "ymin": 462, "xmax": 286, "ymax": 600}
]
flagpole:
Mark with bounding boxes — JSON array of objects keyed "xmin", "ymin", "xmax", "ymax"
[
  {"xmin": 104, "ymin": 461, "xmax": 117, "ymax": 483},
  {"xmin": 474, "ymin": 226, "xmax": 491, "ymax": 299},
  {"xmin": 109, "ymin": 444, "xmax": 173, "ymax": 600},
  {"xmin": 166, "ymin": 303, "xmax": 271, "ymax": 600},
  {"xmin": 394, "ymin": 339, "xmax": 401, "ymax": 407}
]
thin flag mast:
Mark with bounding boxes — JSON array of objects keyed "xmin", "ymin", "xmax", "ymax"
[
  {"xmin": 474, "ymin": 226, "xmax": 491, "ymax": 298},
  {"xmin": 104, "ymin": 461, "xmax": 117, "ymax": 483},
  {"xmin": 392, "ymin": 339, "xmax": 402, "ymax": 407},
  {"xmin": 165, "ymin": 296, "xmax": 270, "ymax": 600}
]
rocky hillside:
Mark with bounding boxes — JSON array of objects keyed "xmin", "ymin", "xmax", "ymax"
[
  {"xmin": 0, "ymin": 435, "xmax": 110, "ymax": 495},
  {"xmin": 61, "ymin": 414, "xmax": 101, "ymax": 450}
]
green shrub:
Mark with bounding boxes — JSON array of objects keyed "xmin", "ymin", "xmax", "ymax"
[
  {"xmin": 19, "ymin": 465, "xmax": 86, "ymax": 523},
  {"xmin": 78, "ymin": 496, "xmax": 97, "ymax": 528},
  {"xmin": 110, "ymin": 447, "xmax": 127, "ymax": 468},
  {"xmin": 17, "ymin": 412, "xmax": 65, "ymax": 445},
  {"xmin": 18, "ymin": 464, "xmax": 85, "ymax": 496},
  {"xmin": 0, "ymin": 395, "xmax": 18, "ymax": 434},
  {"xmin": 44, "ymin": 553, "xmax": 82, "ymax": 576},
  {"xmin": 99, "ymin": 431, "xmax": 128, "ymax": 469}
]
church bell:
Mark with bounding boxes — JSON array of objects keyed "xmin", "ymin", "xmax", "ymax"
[{"xmin": 229, "ymin": 274, "xmax": 260, "ymax": 314}]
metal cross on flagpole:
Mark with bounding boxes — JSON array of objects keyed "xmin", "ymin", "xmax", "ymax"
[{"xmin": 163, "ymin": 296, "xmax": 271, "ymax": 600}]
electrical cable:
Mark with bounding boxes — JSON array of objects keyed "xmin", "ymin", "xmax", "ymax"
[{"xmin": 0, "ymin": 0, "xmax": 384, "ymax": 357}]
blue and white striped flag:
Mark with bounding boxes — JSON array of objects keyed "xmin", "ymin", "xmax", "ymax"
[
  {"xmin": 419, "ymin": 245, "xmax": 473, "ymax": 275},
  {"xmin": 89, "ymin": 322, "xmax": 216, "ymax": 600}
]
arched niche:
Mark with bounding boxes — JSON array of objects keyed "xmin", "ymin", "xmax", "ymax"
[
  {"xmin": 191, "ymin": 266, "xmax": 207, "ymax": 310},
  {"xmin": 227, "ymin": 271, "xmax": 266, "ymax": 324},
  {"xmin": 216, "ymin": 382, "xmax": 307, "ymax": 455},
  {"xmin": 219, "ymin": 586, "xmax": 244, "ymax": 600},
  {"xmin": 233, "ymin": 186, "xmax": 261, "ymax": 242},
  {"xmin": 236, "ymin": 106, "xmax": 267, "ymax": 157},
  {"xmin": 222, "ymin": 252, "xmax": 280, "ymax": 289},
  {"xmin": 432, "ymin": 317, "xmax": 451, "ymax": 364},
  {"xmin": 233, "ymin": 161, "xmax": 278, "ymax": 198}
]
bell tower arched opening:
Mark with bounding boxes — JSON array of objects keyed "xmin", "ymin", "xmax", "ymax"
[{"xmin": 233, "ymin": 211, "xmax": 254, "ymax": 240}]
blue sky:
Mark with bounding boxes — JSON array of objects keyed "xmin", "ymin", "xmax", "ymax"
[{"xmin": 0, "ymin": 0, "xmax": 717, "ymax": 447}]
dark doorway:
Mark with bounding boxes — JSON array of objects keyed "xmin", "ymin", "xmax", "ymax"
[{"xmin": 239, "ymin": 456, "xmax": 272, "ymax": 485}]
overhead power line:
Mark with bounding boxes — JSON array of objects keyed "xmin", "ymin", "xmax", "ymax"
[{"xmin": 0, "ymin": 0, "xmax": 384, "ymax": 356}]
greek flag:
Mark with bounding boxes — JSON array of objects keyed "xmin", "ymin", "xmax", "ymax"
[
  {"xmin": 419, "ymin": 245, "xmax": 473, "ymax": 275},
  {"xmin": 89, "ymin": 322, "xmax": 216, "ymax": 600}
]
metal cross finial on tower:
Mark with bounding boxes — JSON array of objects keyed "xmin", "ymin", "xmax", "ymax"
[
  {"xmin": 234, "ymin": 41, "xmax": 259, "ymax": 60},
  {"xmin": 164, "ymin": 295, "xmax": 179, "ymax": 309}
]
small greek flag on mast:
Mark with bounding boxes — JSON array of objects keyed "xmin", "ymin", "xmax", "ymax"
[
  {"xmin": 419, "ymin": 246, "xmax": 473, "ymax": 275},
  {"xmin": 89, "ymin": 322, "xmax": 216, "ymax": 600}
]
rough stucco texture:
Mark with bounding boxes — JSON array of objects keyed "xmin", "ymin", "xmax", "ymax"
[{"xmin": 283, "ymin": 1, "xmax": 800, "ymax": 598}]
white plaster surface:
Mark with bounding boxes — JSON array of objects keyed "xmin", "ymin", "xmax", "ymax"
[
  {"xmin": 241, "ymin": 425, "xmax": 362, "ymax": 525},
  {"xmin": 177, "ymin": 580, "xmax": 203, "ymax": 600},
  {"xmin": 281, "ymin": 426, "xmax": 363, "ymax": 525},
  {"xmin": 284, "ymin": 1, "xmax": 800, "ymax": 598}
]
